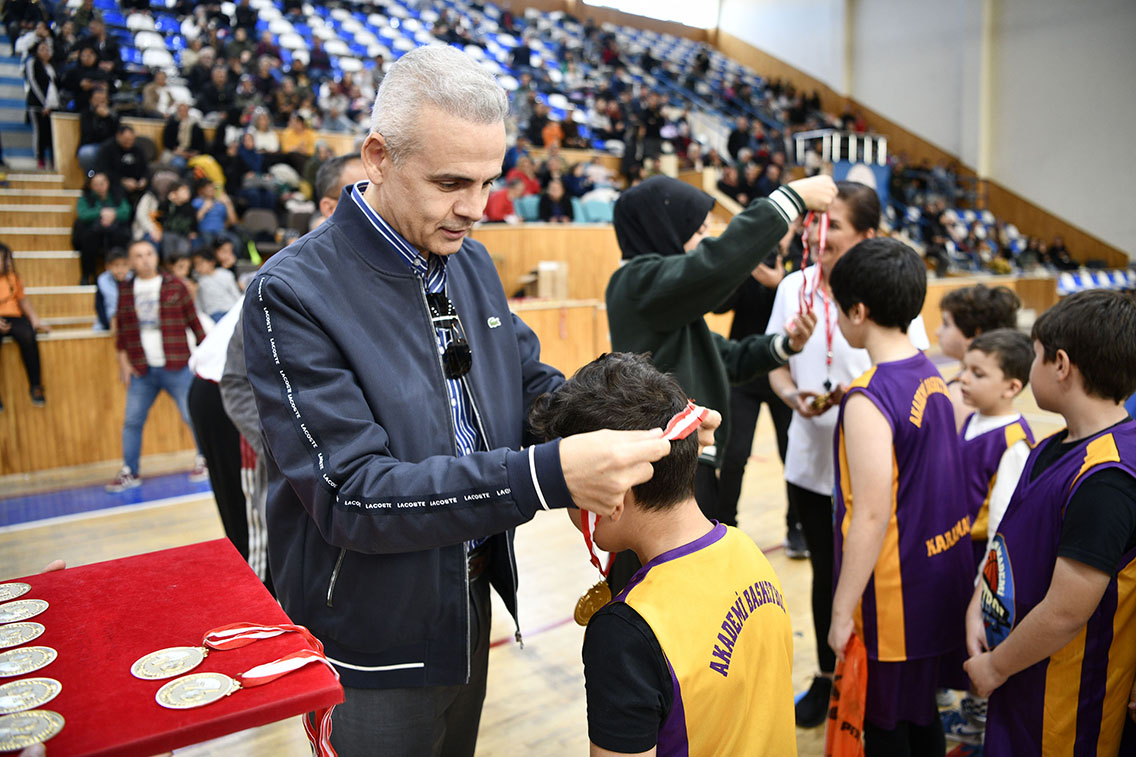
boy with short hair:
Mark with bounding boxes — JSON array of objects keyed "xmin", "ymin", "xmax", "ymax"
[
  {"xmin": 528, "ymin": 351, "xmax": 797, "ymax": 756},
  {"xmin": 94, "ymin": 246, "xmax": 131, "ymax": 331},
  {"xmin": 942, "ymin": 328, "xmax": 1035, "ymax": 745},
  {"xmin": 964, "ymin": 290, "xmax": 1136, "ymax": 756},
  {"xmin": 827, "ymin": 237, "xmax": 973, "ymax": 755},
  {"xmin": 193, "ymin": 246, "xmax": 241, "ymax": 322}
]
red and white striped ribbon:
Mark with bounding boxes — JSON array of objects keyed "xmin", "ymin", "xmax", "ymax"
[
  {"xmin": 237, "ymin": 647, "xmax": 340, "ymax": 757},
  {"xmin": 798, "ymin": 211, "xmax": 829, "ymax": 313},
  {"xmin": 204, "ymin": 622, "xmax": 319, "ymax": 652},
  {"xmin": 580, "ymin": 402, "xmax": 709, "ymax": 575}
]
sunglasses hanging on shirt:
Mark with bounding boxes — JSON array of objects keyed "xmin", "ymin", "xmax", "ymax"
[{"xmin": 426, "ymin": 292, "xmax": 473, "ymax": 380}]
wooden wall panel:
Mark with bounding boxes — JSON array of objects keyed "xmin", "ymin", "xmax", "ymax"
[
  {"xmin": 0, "ymin": 332, "xmax": 196, "ymax": 475},
  {"xmin": 1013, "ymin": 274, "xmax": 1059, "ymax": 315},
  {"xmin": 471, "ymin": 224, "xmax": 622, "ymax": 301},
  {"xmin": 511, "ymin": 300, "xmax": 603, "ymax": 377},
  {"xmin": 920, "ymin": 274, "xmax": 1059, "ymax": 348},
  {"xmin": 561, "ymin": 0, "xmax": 708, "ymax": 42}
]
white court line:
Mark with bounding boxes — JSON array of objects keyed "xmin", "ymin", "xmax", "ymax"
[{"xmin": 0, "ymin": 492, "xmax": 213, "ymax": 534}]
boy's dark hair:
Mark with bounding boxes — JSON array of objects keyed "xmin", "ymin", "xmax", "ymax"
[
  {"xmin": 940, "ymin": 284, "xmax": 1020, "ymax": 338},
  {"xmin": 193, "ymin": 248, "xmax": 216, "ymax": 264},
  {"xmin": 1031, "ymin": 290, "xmax": 1136, "ymax": 403},
  {"xmin": 165, "ymin": 248, "xmax": 191, "ymax": 265},
  {"xmin": 106, "ymin": 246, "xmax": 129, "ymax": 264},
  {"xmin": 167, "ymin": 180, "xmax": 187, "ymax": 196},
  {"xmin": 212, "ymin": 237, "xmax": 233, "ymax": 253},
  {"xmin": 528, "ymin": 352, "xmax": 697, "ymax": 511},
  {"xmin": 194, "ymin": 178, "xmax": 214, "ymax": 194},
  {"xmin": 967, "ymin": 328, "xmax": 1033, "ymax": 387},
  {"xmin": 829, "ymin": 237, "xmax": 926, "ymax": 333}
]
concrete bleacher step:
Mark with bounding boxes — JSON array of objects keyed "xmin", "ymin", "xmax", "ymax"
[
  {"xmin": 41, "ymin": 315, "xmax": 99, "ymax": 331},
  {"xmin": 0, "ymin": 187, "xmax": 81, "ymax": 204},
  {"xmin": 24, "ymin": 285, "xmax": 96, "ymax": 319},
  {"xmin": 2, "ymin": 228, "xmax": 72, "ymax": 251},
  {"xmin": 2, "ymin": 172, "xmax": 65, "ymax": 189},
  {"xmin": 13, "ymin": 251, "xmax": 80, "ymax": 287},
  {"xmin": 0, "ymin": 204, "xmax": 75, "ymax": 227}
]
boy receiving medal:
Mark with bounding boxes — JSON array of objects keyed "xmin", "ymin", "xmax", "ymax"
[{"xmin": 529, "ymin": 352, "xmax": 797, "ymax": 756}]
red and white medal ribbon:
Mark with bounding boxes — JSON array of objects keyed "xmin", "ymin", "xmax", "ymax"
[
  {"xmin": 580, "ymin": 401, "xmax": 710, "ymax": 575},
  {"xmin": 207, "ymin": 623, "xmax": 338, "ymax": 757},
  {"xmin": 797, "ymin": 211, "xmax": 829, "ymax": 313}
]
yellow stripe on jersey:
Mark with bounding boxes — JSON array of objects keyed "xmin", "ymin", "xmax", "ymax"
[
  {"xmin": 1098, "ymin": 556, "xmax": 1136, "ymax": 757},
  {"xmin": 849, "ymin": 366, "xmax": 878, "ymax": 391},
  {"xmin": 1072, "ymin": 434, "xmax": 1121, "ymax": 490},
  {"xmin": 973, "ymin": 423, "xmax": 1029, "ymax": 541},
  {"xmin": 1042, "ymin": 624, "xmax": 1088, "ymax": 757},
  {"xmin": 874, "ymin": 449, "xmax": 906, "ymax": 661},
  {"xmin": 1004, "ymin": 421, "xmax": 1028, "ymax": 449},
  {"xmin": 837, "ymin": 424, "xmax": 863, "ymax": 639}
]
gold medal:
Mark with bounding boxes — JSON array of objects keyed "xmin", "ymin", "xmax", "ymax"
[
  {"xmin": 573, "ymin": 580, "xmax": 612, "ymax": 626},
  {"xmin": 0, "ymin": 599, "xmax": 48, "ymax": 624},
  {"xmin": 0, "ymin": 647, "xmax": 57, "ymax": 677},
  {"xmin": 810, "ymin": 392, "xmax": 832, "ymax": 411},
  {"xmin": 156, "ymin": 672, "xmax": 241, "ymax": 709},
  {"xmin": 0, "ymin": 584, "xmax": 30, "ymax": 603},
  {"xmin": 0, "ymin": 622, "xmax": 44, "ymax": 650},
  {"xmin": 131, "ymin": 646, "xmax": 208, "ymax": 680},
  {"xmin": 0, "ymin": 678, "xmax": 61, "ymax": 715},
  {"xmin": 0, "ymin": 709, "xmax": 64, "ymax": 750}
]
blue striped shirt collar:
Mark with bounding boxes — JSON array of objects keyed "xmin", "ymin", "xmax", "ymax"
[{"xmin": 349, "ymin": 180, "xmax": 446, "ymax": 286}]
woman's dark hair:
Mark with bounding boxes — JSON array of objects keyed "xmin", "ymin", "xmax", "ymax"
[
  {"xmin": 830, "ymin": 237, "xmax": 926, "ymax": 333},
  {"xmin": 1032, "ymin": 290, "xmax": 1136, "ymax": 403},
  {"xmin": 835, "ymin": 181, "xmax": 880, "ymax": 233},
  {"xmin": 940, "ymin": 284, "xmax": 1020, "ymax": 339},
  {"xmin": 528, "ymin": 352, "xmax": 697, "ymax": 510},
  {"xmin": 0, "ymin": 242, "xmax": 13, "ymax": 276},
  {"xmin": 83, "ymin": 171, "xmax": 122, "ymax": 203}
]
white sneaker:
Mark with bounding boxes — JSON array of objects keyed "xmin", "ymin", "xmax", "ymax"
[
  {"xmin": 106, "ymin": 467, "xmax": 141, "ymax": 493},
  {"xmin": 188, "ymin": 456, "xmax": 209, "ymax": 483}
]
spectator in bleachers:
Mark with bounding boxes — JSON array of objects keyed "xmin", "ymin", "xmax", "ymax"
[
  {"xmin": 0, "ymin": 241, "xmax": 48, "ymax": 408},
  {"xmin": 185, "ymin": 45, "xmax": 215, "ymax": 92},
  {"xmin": 62, "ymin": 45, "xmax": 111, "ymax": 112},
  {"xmin": 75, "ymin": 171, "xmax": 131, "ymax": 284},
  {"xmin": 95, "ymin": 123, "xmax": 149, "ymax": 204},
  {"xmin": 505, "ymin": 154, "xmax": 541, "ymax": 196},
  {"xmin": 14, "ymin": 19, "xmax": 50, "ymax": 60},
  {"xmin": 537, "ymin": 153, "xmax": 564, "ymax": 189},
  {"xmin": 156, "ymin": 180, "xmax": 197, "ymax": 258},
  {"xmin": 106, "ymin": 240, "xmax": 206, "ymax": 492},
  {"xmin": 271, "ymin": 76, "xmax": 300, "ymax": 127},
  {"xmin": 197, "ymin": 65, "xmax": 237, "ymax": 122},
  {"xmin": 248, "ymin": 107, "xmax": 278, "ymax": 153},
  {"xmin": 24, "ymin": 39, "xmax": 57, "ymax": 169},
  {"xmin": 225, "ymin": 131, "xmax": 277, "ymax": 211},
  {"xmin": 740, "ymin": 161, "xmax": 762, "ymax": 200},
  {"xmin": 225, "ymin": 25, "xmax": 254, "ymax": 64},
  {"xmin": 484, "ymin": 177, "xmax": 525, "ymax": 224},
  {"xmin": 213, "ymin": 236, "xmax": 239, "ymax": 282},
  {"xmin": 278, "ymin": 112, "xmax": 317, "ymax": 169},
  {"xmin": 309, "ymin": 153, "xmax": 366, "ymax": 229},
  {"xmin": 254, "ymin": 30, "xmax": 280, "ymax": 63},
  {"xmin": 562, "ymin": 161, "xmax": 594, "ymax": 198},
  {"xmin": 1046, "ymin": 234, "xmax": 1078, "ymax": 269},
  {"xmin": 301, "ymin": 140, "xmax": 332, "ymax": 193},
  {"xmin": 161, "ymin": 102, "xmax": 206, "ymax": 171},
  {"xmin": 77, "ymin": 85, "xmax": 116, "ymax": 163},
  {"xmin": 192, "ymin": 245, "xmax": 240, "ymax": 322},
  {"xmin": 307, "ymin": 37, "xmax": 331, "ymax": 84},
  {"xmin": 716, "ymin": 164, "xmax": 749, "ymax": 207},
  {"xmin": 132, "ymin": 182, "xmax": 163, "ymax": 245},
  {"xmin": 538, "ymin": 178, "xmax": 573, "ymax": 224},
  {"xmin": 560, "ymin": 108, "xmax": 588, "ymax": 150},
  {"xmin": 541, "ymin": 116, "xmax": 564, "ymax": 150},
  {"xmin": 164, "ymin": 247, "xmax": 195, "ymax": 299},
  {"xmin": 192, "ymin": 177, "xmax": 238, "ymax": 249},
  {"xmin": 52, "ymin": 20, "xmax": 78, "ymax": 68},
  {"xmin": 140, "ymin": 69, "xmax": 173, "ymax": 118},
  {"xmin": 321, "ymin": 101, "xmax": 356, "ymax": 133},
  {"xmin": 78, "ymin": 16, "xmax": 119, "ymax": 78},
  {"xmin": 752, "ymin": 162, "xmax": 783, "ymax": 199},
  {"xmin": 95, "ymin": 245, "xmax": 130, "ymax": 331},
  {"xmin": 232, "ymin": 0, "xmax": 255, "ymax": 32}
]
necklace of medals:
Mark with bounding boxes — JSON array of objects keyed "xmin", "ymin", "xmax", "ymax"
[
  {"xmin": 797, "ymin": 211, "xmax": 836, "ymax": 404},
  {"xmin": 573, "ymin": 401, "xmax": 710, "ymax": 626},
  {"xmin": 131, "ymin": 622, "xmax": 319, "ymax": 680}
]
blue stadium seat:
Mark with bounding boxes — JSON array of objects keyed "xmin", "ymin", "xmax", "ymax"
[
  {"xmin": 571, "ymin": 197, "xmax": 584, "ymax": 223},
  {"xmin": 514, "ymin": 195, "xmax": 540, "ymax": 222},
  {"xmin": 581, "ymin": 200, "xmax": 613, "ymax": 224},
  {"xmin": 154, "ymin": 14, "xmax": 179, "ymax": 33},
  {"xmin": 103, "ymin": 10, "xmax": 126, "ymax": 27}
]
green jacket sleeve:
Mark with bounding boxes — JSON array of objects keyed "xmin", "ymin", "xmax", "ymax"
[
  {"xmin": 114, "ymin": 197, "xmax": 131, "ymax": 224},
  {"xmin": 713, "ymin": 331, "xmax": 790, "ymax": 385},
  {"xmin": 628, "ymin": 187, "xmax": 805, "ymax": 332},
  {"xmin": 76, "ymin": 196, "xmax": 99, "ymax": 224}
]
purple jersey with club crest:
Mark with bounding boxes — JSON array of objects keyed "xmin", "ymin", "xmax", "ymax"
[
  {"xmin": 833, "ymin": 353, "xmax": 973, "ymax": 662},
  {"xmin": 960, "ymin": 413, "xmax": 1034, "ymax": 566},
  {"xmin": 982, "ymin": 418, "xmax": 1136, "ymax": 756}
]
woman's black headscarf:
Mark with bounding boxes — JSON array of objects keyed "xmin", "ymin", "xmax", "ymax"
[{"xmin": 613, "ymin": 176, "xmax": 716, "ymax": 260}]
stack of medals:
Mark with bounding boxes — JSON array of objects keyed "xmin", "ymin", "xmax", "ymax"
[{"xmin": 0, "ymin": 581, "xmax": 64, "ymax": 752}]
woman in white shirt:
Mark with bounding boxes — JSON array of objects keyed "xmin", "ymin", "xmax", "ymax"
[{"xmin": 766, "ymin": 181, "xmax": 931, "ymax": 727}]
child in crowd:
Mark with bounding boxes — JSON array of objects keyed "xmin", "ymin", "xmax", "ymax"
[
  {"xmin": 0, "ymin": 241, "xmax": 49, "ymax": 408},
  {"xmin": 157, "ymin": 180, "xmax": 198, "ymax": 259},
  {"xmin": 941, "ymin": 328, "xmax": 1035, "ymax": 746},
  {"xmin": 213, "ymin": 237, "xmax": 241, "ymax": 287},
  {"xmin": 965, "ymin": 290, "xmax": 1136, "ymax": 756},
  {"xmin": 538, "ymin": 178, "xmax": 574, "ymax": 223},
  {"xmin": 193, "ymin": 246, "xmax": 241, "ymax": 323},
  {"xmin": 165, "ymin": 249, "xmax": 196, "ymax": 301},
  {"xmin": 95, "ymin": 246, "xmax": 131, "ymax": 331},
  {"xmin": 937, "ymin": 284, "xmax": 1020, "ymax": 429},
  {"xmin": 528, "ymin": 352, "xmax": 797, "ymax": 756},
  {"xmin": 192, "ymin": 178, "xmax": 238, "ymax": 250},
  {"xmin": 828, "ymin": 238, "xmax": 972, "ymax": 756}
]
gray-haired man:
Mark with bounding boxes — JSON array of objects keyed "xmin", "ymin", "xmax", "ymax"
[{"xmin": 242, "ymin": 45, "xmax": 677, "ymax": 754}]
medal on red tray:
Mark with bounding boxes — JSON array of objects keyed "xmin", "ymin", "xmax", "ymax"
[
  {"xmin": 573, "ymin": 401, "xmax": 710, "ymax": 626},
  {"xmin": 156, "ymin": 643, "xmax": 341, "ymax": 757},
  {"xmin": 0, "ymin": 584, "xmax": 30, "ymax": 603},
  {"xmin": 0, "ymin": 678, "xmax": 62, "ymax": 715},
  {"xmin": 0, "ymin": 647, "xmax": 56, "ymax": 677},
  {"xmin": 0, "ymin": 622, "xmax": 44, "ymax": 650},
  {"xmin": 0, "ymin": 599, "xmax": 48, "ymax": 624},
  {"xmin": 0, "ymin": 709, "xmax": 64, "ymax": 751},
  {"xmin": 131, "ymin": 622, "xmax": 320, "ymax": 680}
]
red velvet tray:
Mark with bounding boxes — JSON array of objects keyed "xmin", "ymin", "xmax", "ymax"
[{"xmin": 0, "ymin": 538, "xmax": 343, "ymax": 756}]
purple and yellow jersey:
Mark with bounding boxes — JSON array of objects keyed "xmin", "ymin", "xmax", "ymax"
[
  {"xmin": 833, "ymin": 353, "xmax": 973, "ymax": 662},
  {"xmin": 982, "ymin": 419, "xmax": 1136, "ymax": 756},
  {"xmin": 960, "ymin": 413, "xmax": 1034, "ymax": 564},
  {"xmin": 616, "ymin": 524, "xmax": 796, "ymax": 756}
]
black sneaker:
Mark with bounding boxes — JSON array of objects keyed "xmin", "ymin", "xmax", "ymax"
[
  {"xmin": 29, "ymin": 386, "xmax": 45, "ymax": 407},
  {"xmin": 784, "ymin": 523, "xmax": 809, "ymax": 559},
  {"xmin": 795, "ymin": 675, "xmax": 833, "ymax": 728}
]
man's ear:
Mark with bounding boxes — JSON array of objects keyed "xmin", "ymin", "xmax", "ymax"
[{"xmin": 359, "ymin": 132, "xmax": 391, "ymax": 188}]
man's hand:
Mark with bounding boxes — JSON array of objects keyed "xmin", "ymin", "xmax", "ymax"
[
  {"xmin": 118, "ymin": 353, "xmax": 138, "ymax": 385},
  {"xmin": 786, "ymin": 175, "xmax": 838, "ymax": 212},
  {"xmin": 785, "ymin": 308, "xmax": 817, "ymax": 352},
  {"xmin": 964, "ymin": 651, "xmax": 1007, "ymax": 698},
  {"xmin": 99, "ymin": 207, "xmax": 117, "ymax": 226},
  {"xmin": 696, "ymin": 408, "xmax": 721, "ymax": 450},
  {"xmin": 0, "ymin": 318, "xmax": 10, "ymax": 335},
  {"xmin": 560, "ymin": 429, "xmax": 670, "ymax": 517}
]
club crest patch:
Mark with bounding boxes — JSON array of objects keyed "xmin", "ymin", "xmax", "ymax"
[{"xmin": 980, "ymin": 534, "xmax": 1015, "ymax": 648}]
